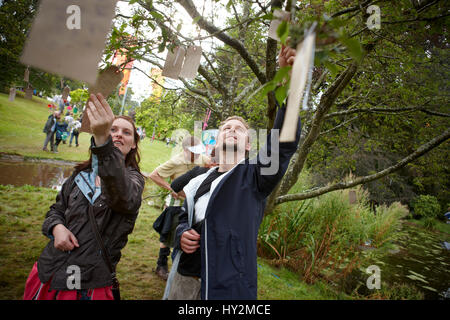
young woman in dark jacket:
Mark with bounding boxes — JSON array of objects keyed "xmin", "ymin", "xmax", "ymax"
[{"xmin": 23, "ymin": 93, "xmax": 145, "ymax": 300}]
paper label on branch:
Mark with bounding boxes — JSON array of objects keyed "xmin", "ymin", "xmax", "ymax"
[
  {"xmin": 162, "ymin": 46, "xmax": 186, "ymax": 80},
  {"xmin": 80, "ymin": 66, "xmax": 124, "ymax": 133},
  {"xmin": 9, "ymin": 88, "xmax": 16, "ymax": 101},
  {"xmin": 179, "ymin": 46, "xmax": 202, "ymax": 79},
  {"xmin": 20, "ymin": 0, "xmax": 118, "ymax": 85},
  {"xmin": 62, "ymin": 86, "xmax": 71, "ymax": 100},
  {"xmin": 349, "ymin": 190, "xmax": 357, "ymax": 204},
  {"xmin": 24, "ymin": 67, "xmax": 30, "ymax": 82},
  {"xmin": 279, "ymin": 31, "xmax": 316, "ymax": 142},
  {"xmin": 25, "ymin": 85, "xmax": 33, "ymax": 100},
  {"xmin": 268, "ymin": 9, "xmax": 290, "ymax": 41}
]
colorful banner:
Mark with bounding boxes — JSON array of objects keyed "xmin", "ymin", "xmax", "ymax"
[{"xmin": 112, "ymin": 47, "xmax": 134, "ymax": 95}]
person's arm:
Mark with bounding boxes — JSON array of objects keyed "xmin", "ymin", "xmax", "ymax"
[
  {"xmin": 41, "ymin": 175, "xmax": 80, "ymax": 251},
  {"xmin": 252, "ymin": 45, "xmax": 301, "ymax": 199},
  {"xmin": 174, "ymin": 204, "xmax": 200, "ymax": 254},
  {"xmin": 86, "ymin": 93, "xmax": 145, "ymax": 214},
  {"xmin": 149, "ymin": 169, "xmax": 179, "ymax": 199},
  {"xmin": 170, "ymin": 166, "xmax": 207, "ymax": 193},
  {"xmin": 91, "ymin": 136, "xmax": 145, "ymax": 214}
]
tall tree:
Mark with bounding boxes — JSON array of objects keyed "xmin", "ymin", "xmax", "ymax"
[{"xmin": 107, "ymin": 0, "xmax": 449, "ymax": 213}]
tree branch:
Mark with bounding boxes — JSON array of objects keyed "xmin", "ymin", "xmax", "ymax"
[
  {"xmin": 325, "ymin": 105, "xmax": 450, "ymax": 118},
  {"xmin": 275, "ymin": 127, "xmax": 450, "ymax": 204}
]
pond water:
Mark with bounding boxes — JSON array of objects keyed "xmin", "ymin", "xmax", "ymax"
[
  {"xmin": 0, "ymin": 159, "xmax": 73, "ymax": 189},
  {"xmin": 349, "ymin": 222, "xmax": 450, "ymax": 300}
]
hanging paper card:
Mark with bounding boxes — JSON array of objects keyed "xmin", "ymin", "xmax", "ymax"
[
  {"xmin": 25, "ymin": 85, "xmax": 33, "ymax": 100},
  {"xmin": 349, "ymin": 190, "xmax": 357, "ymax": 204},
  {"xmin": 179, "ymin": 46, "xmax": 202, "ymax": 79},
  {"xmin": 268, "ymin": 9, "xmax": 291, "ymax": 41},
  {"xmin": 80, "ymin": 66, "xmax": 124, "ymax": 133},
  {"xmin": 62, "ymin": 85, "xmax": 71, "ymax": 100},
  {"xmin": 9, "ymin": 88, "xmax": 16, "ymax": 101},
  {"xmin": 24, "ymin": 67, "xmax": 30, "ymax": 82},
  {"xmin": 20, "ymin": 0, "xmax": 118, "ymax": 85},
  {"xmin": 162, "ymin": 46, "xmax": 186, "ymax": 80},
  {"xmin": 279, "ymin": 30, "xmax": 316, "ymax": 142}
]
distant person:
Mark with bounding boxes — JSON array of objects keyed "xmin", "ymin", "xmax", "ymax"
[
  {"xmin": 69, "ymin": 119, "xmax": 81, "ymax": 148},
  {"xmin": 23, "ymin": 93, "xmax": 145, "ymax": 300},
  {"xmin": 445, "ymin": 207, "xmax": 450, "ymax": 224},
  {"xmin": 42, "ymin": 111, "xmax": 61, "ymax": 152},
  {"xmin": 65, "ymin": 112, "xmax": 74, "ymax": 129},
  {"xmin": 54, "ymin": 120, "xmax": 68, "ymax": 153}
]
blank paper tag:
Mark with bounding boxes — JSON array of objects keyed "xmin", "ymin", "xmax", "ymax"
[
  {"xmin": 268, "ymin": 9, "xmax": 291, "ymax": 41},
  {"xmin": 349, "ymin": 190, "xmax": 357, "ymax": 204},
  {"xmin": 24, "ymin": 68, "xmax": 30, "ymax": 82},
  {"xmin": 279, "ymin": 31, "xmax": 316, "ymax": 142},
  {"xmin": 9, "ymin": 88, "xmax": 16, "ymax": 101},
  {"xmin": 20, "ymin": 0, "xmax": 118, "ymax": 85},
  {"xmin": 80, "ymin": 66, "xmax": 124, "ymax": 133},
  {"xmin": 25, "ymin": 85, "xmax": 33, "ymax": 100},
  {"xmin": 179, "ymin": 46, "xmax": 202, "ymax": 79},
  {"xmin": 162, "ymin": 46, "xmax": 186, "ymax": 80},
  {"xmin": 62, "ymin": 86, "xmax": 70, "ymax": 100}
]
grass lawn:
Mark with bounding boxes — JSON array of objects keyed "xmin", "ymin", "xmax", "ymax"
[
  {"xmin": 0, "ymin": 92, "xmax": 172, "ymax": 173},
  {"xmin": 0, "ymin": 185, "xmax": 347, "ymax": 300},
  {"xmin": 407, "ymin": 218, "xmax": 450, "ymax": 235},
  {"xmin": 0, "ymin": 92, "xmax": 348, "ymax": 300}
]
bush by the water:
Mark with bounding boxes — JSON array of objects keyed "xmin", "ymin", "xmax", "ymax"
[
  {"xmin": 258, "ymin": 172, "xmax": 408, "ymax": 284},
  {"xmin": 422, "ymin": 217, "xmax": 437, "ymax": 230},
  {"xmin": 412, "ymin": 195, "xmax": 441, "ymax": 219},
  {"xmin": 366, "ymin": 283, "xmax": 424, "ymax": 300}
]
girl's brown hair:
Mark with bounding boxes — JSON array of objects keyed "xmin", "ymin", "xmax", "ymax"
[{"xmin": 74, "ymin": 115, "xmax": 141, "ymax": 173}]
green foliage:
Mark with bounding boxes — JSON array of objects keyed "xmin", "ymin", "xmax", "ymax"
[
  {"xmin": 412, "ymin": 195, "xmax": 441, "ymax": 219},
  {"xmin": 135, "ymin": 89, "xmax": 195, "ymax": 140},
  {"xmin": 258, "ymin": 172, "xmax": 407, "ymax": 284},
  {"xmin": 422, "ymin": 217, "xmax": 437, "ymax": 230},
  {"xmin": 69, "ymin": 88, "xmax": 89, "ymax": 107},
  {"xmin": 368, "ymin": 283, "xmax": 425, "ymax": 300}
]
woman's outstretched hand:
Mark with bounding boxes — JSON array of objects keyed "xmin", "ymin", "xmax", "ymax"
[{"xmin": 86, "ymin": 93, "xmax": 115, "ymax": 146}]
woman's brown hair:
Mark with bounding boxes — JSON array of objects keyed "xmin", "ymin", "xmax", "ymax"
[{"xmin": 74, "ymin": 115, "xmax": 141, "ymax": 173}]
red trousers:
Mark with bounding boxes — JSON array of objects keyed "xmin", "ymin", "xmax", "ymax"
[{"xmin": 23, "ymin": 262, "xmax": 114, "ymax": 300}]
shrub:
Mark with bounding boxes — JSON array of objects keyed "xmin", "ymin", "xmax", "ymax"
[
  {"xmin": 422, "ymin": 217, "xmax": 437, "ymax": 230},
  {"xmin": 368, "ymin": 202, "xmax": 408, "ymax": 247},
  {"xmin": 412, "ymin": 195, "xmax": 441, "ymax": 219},
  {"xmin": 258, "ymin": 172, "xmax": 406, "ymax": 284},
  {"xmin": 367, "ymin": 283, "xmax": 424, "ymax": 300}
]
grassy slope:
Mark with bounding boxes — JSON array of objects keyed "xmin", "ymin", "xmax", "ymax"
[{"xmin": 0, "ymin": 93, "xmax": 346, "ymax": 300}]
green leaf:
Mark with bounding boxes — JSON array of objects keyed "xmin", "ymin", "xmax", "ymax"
[
  {"xmin": 193, "ymin": 16, "xmax": 202, "ymax": 24},
  {"xmin": 275, "ymin": 84, "xmax": 288, "ymax": 106},
  {"xmin": 260, "ymin": 81, "xmax": 277, "ymax": 96},
  {"xmin": 340, "ymin": 37, "xmax": 364, "ymax": 62},
  {"xmin": 277, "ymin": 20, "xmax": 289, "ymax": 45},
  {"xmin": 150, "ymin": 11, "xmax": 164, "ymax": 21},
  {"xmin": 323, "ymin": 61, "xmax": 338, "ymax": 77},
  {"xmin": 273, "ymin": 66, "xmax": 291, "ymax": 84}
]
